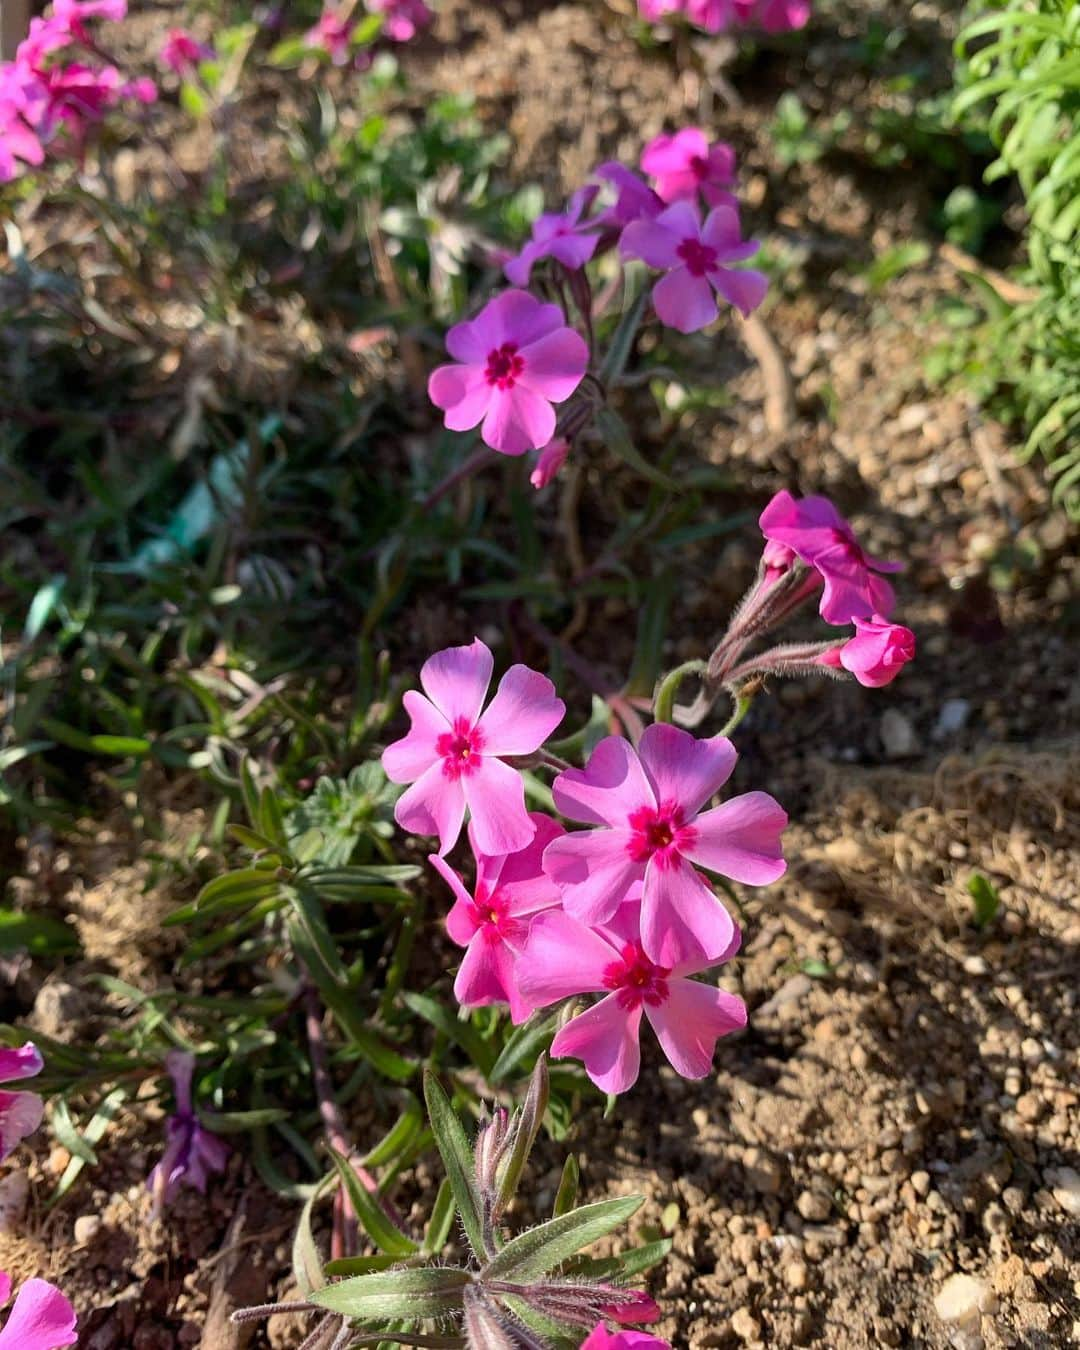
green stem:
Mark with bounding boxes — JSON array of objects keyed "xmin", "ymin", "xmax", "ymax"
[
  {"xmin": 719, "ymin": 689, "xmax": 755, "ymax": 738},
  {"xmin": 652, "ymin": 660, "xmax": 707, "ymax": 725}
]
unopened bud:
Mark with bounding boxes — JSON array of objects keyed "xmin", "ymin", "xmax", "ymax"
[{"xmin": 475, "ymin": 1106, "xmax": 512, "ymax": 1198}]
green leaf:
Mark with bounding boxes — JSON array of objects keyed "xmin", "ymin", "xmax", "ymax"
[
  {"xmin": 402, "ymin": 993, "xmax": 495, "ymax": 1077},
  {"xmin": 329, "ymin": 1147, "xmax": 419, "ymax": 1257},
  {"xmin": 595, "ymin": 407, "xmax": 678, "ymax": 491},
  {"xmin": 289, "ymin": 883, "xmax": 348, "ymax": 986},
  {"xmin": 308, "ymin": 1266, "xmax": 471, "ymax": 1320},
  {"xmin": 51, "ymin": 1098, "xmax": 98, "ymax": 1164},
  {"xmin": 0, "ymin": 909, "xmax": 78, "ymax": 955},
  {"xmin": 496, "ymin": 1056, "xmax": 548, "ymax": 1216},
  {"xmin": 600, "ymin": 280, "xmax": 649, "ymax": 386},
  {"xmin": 52, "ymin": 1088, "xmax": 128, "ymax": 1201},
  {"xmin": 293, "ymin": 1186, "xmax": 327, "ymax": 1296},
  {"xmin": 489, "ymin": 1014, "xmax": 557, "ymax": 1083},
  {"xmin": 423, "ymin": 1178, "xmax": 455, "ymax": 1255},
  {"xmin": 552, "ymin": 1155, "xmax": 579, "ymax": 1218},
  {"xmin": 197, "ymin": 1107, "xmax": 290, "ymax": 1133},
  {"xmin": 968, "ymin": 873, "xmax": 1001, "ymax": 929},
  {"xmin": 362, "ymin": 1095, "xmax": 424, "ymax": 1169},
  {"xmin": 481, "ymin": 1195, "xmax": 644, "ymax": 1282},
  {"xmin": 323, "ymin": 1254, "xmax": 406, "ymax": 1278},
  {"xmin": 422, "ymin": 1070, "xmax": 487, "ymax": 1261},
  {"xmin": 259, "ymin": 786, "xmax": 289, "ymax": 848}
]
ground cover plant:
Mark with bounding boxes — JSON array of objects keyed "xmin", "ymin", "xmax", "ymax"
[{"xmin": 0, "ymin": 0, "xmax": 1077, "ymax": 1347}]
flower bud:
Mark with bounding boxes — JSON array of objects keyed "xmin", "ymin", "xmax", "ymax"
[{"xmin": 820, "ymin": 615, "xmax": 916, "ymax": 688}]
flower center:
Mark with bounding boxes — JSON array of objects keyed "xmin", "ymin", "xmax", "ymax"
[
  {"xmin": 435, "ymin": 716, "xmax": 485, "ymax": 781},
  {"xmin": 471, "ymin": 885, "xmax": 520, "ymax": 945},
  {"xmin": 675, "ymin": 237, "xmax": 718, "ymax": 277},
  {"xmin": 626, "ymin": 801, "xmax": 694, "ymax": 867},
  {"xmin": 603, "ymin": 941, "xmax": 670, "ymax": 1009},
  {"xmin": 689, "ymin": 153, "xmax": 710, "ymax": 179},
  {"xmin": 484, "ymin": 342, "xmax": 525, "ymax": 390}
]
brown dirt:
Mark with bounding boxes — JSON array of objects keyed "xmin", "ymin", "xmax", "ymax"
[{"xmin": 2, "ymin": 1, "xmax": 1078, "ymax": 1347}]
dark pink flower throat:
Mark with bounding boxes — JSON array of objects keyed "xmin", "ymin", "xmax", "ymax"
[
  {"xmin": 436, "ymin": 716, "xmax": 484, "ymax": 780},
  {"xmin": 484, "ymin": 342, "xmax": 525, "ymax": 390},
  {"xmin": 676, "ymin": 237, "xmax": 718, "ymax": 277},
  {"xmin": 603, "ymin": 941, "xmax": 670, "ymax": 1010},
  {"xmin": 627, "ymin": 801, "xmax": 695, "ymax": 868}
]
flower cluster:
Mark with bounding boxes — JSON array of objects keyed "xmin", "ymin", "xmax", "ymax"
[
  {"xmin": 0, "ymin": 0, "xmax": 155, "ymax": 184},
  {"xmin": 711, "ymin": 490, "xmax": 916, "ymax": 691},
  {"xmin": 428, "ymin": 126, "xmax": 765, "ymax": 471},
  {"xmin": 638, "ymin": 0, "xmax": 810, "ymax": 35},
  {"xmin": 305, "ymin": 0, "xmax": 432, "ymax": 63},
  {"xmin": 384, "ymin": 639, "xmax": 785, "ymax": 1092}
]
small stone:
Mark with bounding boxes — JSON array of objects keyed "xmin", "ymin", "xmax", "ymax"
[
  {"xmin": 933, "ymin": 698, "xmax": 971, "ymax": 740},
  {"xmin": 963, "ymin": 955, "xmax": 988, "ymax": 976},
  {"xmin": 911, "ymin": 1171, "xmax": 931, "ymax": 1198},
  {"xmin": 796, "ymin": 1190, "xmax": 832, "ymax": 1222},
  {"xmin": 74, "ymin": 1214, "xmax": 102, "ymax": 1244},
  {"xmin": 785, "ymin": 1261, "xmax": 809, "ymax": 1292},
  {"xmin": 0, "ymin": 1172, "xmax": 29, "ymax": 1234},
  {"xmin": 743, "ymin": 1147, "xmax": 783, "ymax": 1195},
  {"xmin": 881, "ymin": 709, "xmax": 919, "ymax": 759},
  {"xmin": 731, "ymin": 1307, "xmax": 762, "ymax": 1341},
  {"xmin": 1016, "ymin": 1092, "xmax": 1044, "ymax": 1123},
  {"xmin": 934, "ymin": 1273, "xmax": 997, "ymax": 1326},
  {"xmin": 1020, "ymin": 1038, "xmax": 1044, "ymax": 1065},
  {"xmin": 1046, "ymin": 1166, "xmax": 1080, "ymax": 1217},
  {"xmin": 982, "ymin": 1203, "xmax": 1008, "ymax": 1236}
]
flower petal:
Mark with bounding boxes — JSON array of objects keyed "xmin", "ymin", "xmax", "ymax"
[
  {"xmin": 475, "ymin": 664, "xmax": 565, "ymax": 758},
  {"xmin": 682, "ymin": 791, "xmax": 787, "ymax": 884},
  {"xmin": 640, "ymin": 855, "xmax": 737, "ymax": 968},
  {"xmin": 552, "ymin": 736, "xmax": 655, "ymax": 826},
  {"xmin": 700, "ymin": 204, "xmax": 744, "ymax": 252},
  {"xmin": 0, "ymin": 1043, "xmax": 43, "ymax": 1085},
  {"xmin": 427, "ymin": 363, "xmax": 492, "ymax": 431},
  {"xmin": 493, "ymin": 813, "xmax": 566, "ymax": 916},
  {"xmin": 515, "ymin": 910, "xmax": 618, "ymax": 1004},
  {"xmin": 652, "ymin": 268, "xmax": 717, "ymax": 333},
  {"xmin": 0, "ymin": 1277, "xmax": 78, "ymax": 1350},
  {"xmin": 419, "ymin": 638, "xmax": 493, "ymax": 726},
  {"xmin": 381, "ymin": 690, "xmax": 448, "ymax": 783},
  {"xmin": 619, "ymin": 217, "xmax": 681, "ymax": 269},
  {"xmin": 710, "ymin": 267, "xmax": 769, "ymax": 317},
  {"xmin": 518, "ymin": 327, "xmax": 589, "ymax": 403},
  {"xmin": 482, "ymin": 289, "xmax": 565, "ymax": 348},
  {"xmin": 645, "ymin": 977, "xmax": 746, "ymax": 1078},
  {"xmin": 394, "ymin": 762, "xmax": 466, "ymax": 856},
  {"xmin": 481, "ymin": 385, "xmax": 556, "ymax": 456},
  {"xmin": 428, "ymin": 854, "xmax": 478, "ymax": 946},
  {"xmin": 454, "ymin": 934, "xmax": 516, "ymax": 1010},
  {"xmin": 637, "ymin": 724, "xmax": 736, "ymax": 816},
  {"xmin": 551, "ymin": 995, "xmax": 642, "ymax": 1094},
  {"xmin": 462, "ymin": 755, "xmax": 535, "ymax": 857},
  {"xmin": 543, "ymin": 828, "xmax": 641, "ymax": 928},
  {"xmin": 0, "ymin": 1089, "xmax": 44, "ymax": 1162}
]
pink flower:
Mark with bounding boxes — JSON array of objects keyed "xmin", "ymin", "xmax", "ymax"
[
  {"xmin": 428, "ymin": 290, "xmax": 589, "ymax": 456},
  {"xmin": 620, "ymin": 200, "xmax": 767, "ymax": 332},
  {"xmin": 517, "ymin": 903, "xmax": 746, "ymax": 1093},
  {"xmin": 0, "ymin": 66, "xmax": 46, "ymax": 182},
  {"xmin": 148, "ymin": 1051, "xmax": 229, "ymax": 1218},
  {"xmin": 592, "ymin": 162, "xmax": 663, "ymax": 229},
  {"xmin": 530, "ymin": 436, "xmax": 569, "ymax": 489},
  {"xmin": 0, "ymin": 1042, "xmax": 44, "ymax": 1162},
  {"xmin": 429, "ymin": 813, "xmax": 565, "ymax": 1023},
  {"xmin": 819, "ymin": 614, "xmax": 915, "ymax": 687},
  {"xmin": 366, "ymin": 0, "xmax": 433, "ymax": 42},
  {"xmin": 758, "ymin": 490, "xmax": 902, "ymax": 625},
  {"xmin": 382, "ymin": 638, "xmax": 565, "ymax": 856},
  {"xmin": 685, "ymin": 0, "xmax": 735, "ymax": 31},
  {"xmin": 542, "ymin": 723, "xmax": 786, "ymax": 967},
  {"xmin": 733, "ymin": 0, "xmax": 810, "ymax": 30},
  {"xmin": 596, "ymin": 1290, "xmax": 662, "ymax": 1325},
  {"xmin": 160, "ymin": 29, "xmax": 214, "ymax": 74},
  {"xmin": 0, "ymin": 1270, "xmax": 77, "ymax": 1349},
  {"xmin": 504, "ymin": 185, "xmax": 601, "ymax": 286},
  {"xmin": 16, "ymin": 17, "xmax": 74, "ymax": 65},
  {"xmin": 637, "ymin": 0, "xmax": 685, "ymax": 19},
  {"xmin": 640, "ymin": 127, "xmax": 737, "ymax": 208},
  {"xmin": 581, "ymin": 1324, "xmax": 671, "ymax": 1350},
  {"xmin": 306, "ymin": 8, "xmax": 353, "ymax": 63}
]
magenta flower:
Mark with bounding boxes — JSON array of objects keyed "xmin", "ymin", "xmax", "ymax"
[
  {"xmin": 543, "ymin": 723, "xmax": 785, "ymax": 968},
  {"xmin": 0, "ymin": 1042, "xmax": 44, "ymax": 1162},
  {"xmin": 620, "ymin": 200, "xmax": 767, "ymax": 332},
  {"xmin": 733, "ymin": 0, "xmax": 810, "ymax": 30},
  {"xmin": 0, "ymin": 67, "xmax": 46, "ymax": 182},
  {"xmin": 366, "ymin": 0, "xmax": 433, "ymax": 42},
  {"xmin": 0, "ymin": 1270, "xmax": 77, "ymax": 1350},
  {"xmin": 504, "ymin": 186, "xmax": 601, "ymax": 286},
  {"xmin": 429, "ymin": 813, "xmax": 565, "ymax": 1023},
  {"xmin": 306, "ymin": 8, "xmax": 353, "ymax": 63},
  {"xmin": 592, "ymin": 162, "xmax": 663, "ymax": 229},
  {"xmin": 819, "ymin": 615, "xmax": 915, "ymax": 687},
  {"xmin": 685, "ymin": 0, "xmax": 734, "ymax": 30},
  {"xmin": 758, "ymin": 490, "xmax": 902, "ymax": 625},
  {"xmin": 640, "ymin": 127, "xmax": 736, "ymax": 208},
  {"xmin": 428, "ymin": 290, "xmax": 589, "ymax": 456},
  {"xmin": 530, "ymin": 436, "xmax": 570, "ymax": 489},
  {"xmin": 383, "ymin": 638, "xmax": 565, "ymax": 857},
  {"xmin": 517, "ymin": 904, "xmax": 746, "ymax": 1094},
  {"xmin": 160, "ymin": 29, "xmax": 214, "ymax": 74},
  {"xmin": 581, "ymin": 1324, "xmax": 671, "ymax": 1350},
  {"xmin": 637, "ymin": 0, "xmax": 684, "ymax": 19},
  {"xmin": 147, "ymin": 1051, "xmax": 229, "ymax": 1218}
]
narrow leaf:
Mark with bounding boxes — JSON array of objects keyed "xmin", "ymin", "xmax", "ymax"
[
  {"xmin": 422, "ymin": 1070, "xmax": 487, "ymax": 1261},
  {"xmin": 481, "ymin": 1195, "xmax": 644, "ymax": 1282}
]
